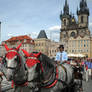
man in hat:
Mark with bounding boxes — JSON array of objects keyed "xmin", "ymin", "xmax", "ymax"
[{"xmin": 55, "ymin": 45, "xmax": 68, "ymax": 64}]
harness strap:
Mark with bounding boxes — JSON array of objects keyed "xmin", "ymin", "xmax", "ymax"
[
  {"xmin": 44, "ymin": 67, "xmax": 58, "ymax": 88},
  {"xmin": 58, "ymin": 64, "xmax": 68, "ymax": 81},
  {"xmin": 11, "ymin": 80, "xmax": 28, "ymax": 88},
  {"xmin": 56, "ymin": 79, "xmax": 68, "ymax": 86}
]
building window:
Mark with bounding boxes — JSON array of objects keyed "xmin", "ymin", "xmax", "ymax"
[
  {"xmin": 81, "ymin": 16, "xmax": 83, "ymax": 23},
  {"xmin": 84, "ymin": 44, "xmax": 86, "ymax": 47},
  {"xmin": 72, "ymin": 50, "xmax": 74, "ymax": 52},
  {"xmin": 81, "ymin": 44, "xmax": 83, "ymax": 47},
  {"xmin": 64, "ymin": 19, "xmax": 66, "ymax": 26},
  {"xmin": 24, "ymin": 39, "xmax": 26, "ymax": 42}
]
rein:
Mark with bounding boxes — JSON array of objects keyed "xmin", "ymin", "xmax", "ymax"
[
  {"xmin": 25, "ymin": 54, "xmax": 59, "ymax": 88},
  {"xmin": 4, "ymin": 50, "xmax": 28, "ymax": 88},
  {"xmin": 42, "ymin": 67, "xmax": 58, "ymax": 88}
]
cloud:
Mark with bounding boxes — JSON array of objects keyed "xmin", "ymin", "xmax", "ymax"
[
  {"xmin": 45, "ymin": 25, "xmax": 60, "ymax": 42},
  {"xmin": 89, "ymin": 23, "xmax": 92, "ymax": 33},
  {"xmin": 7, "ymin": 33, "xmax": 14, "ymax": 37},
  {"xmin": 87, "ymin": 0, "xmax": 92, "ymax": 2},
  {"xmin": 48, "ymin": 25, "xmax": 61, "ymax": 31},
  {"xmin": 31, "ymin": 32, "xmax": 39, "ymax": 39},
  {"xmin": 89, "ymin": 22, "xmax": 92, "ymax": 26}
]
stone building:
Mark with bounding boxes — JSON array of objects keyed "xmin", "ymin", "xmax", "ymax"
[
  {"xmin": 0, "ymin": 35, "xmax": 34, "ymax": 56},
  {"xmin": 34, "ymin": 30, "xmax": 61, "ymax": 58},
  {"xmin": 48, "ymin": 41, "xmax": 61, "ymax": 59},
  {"xmin": 34, "ymin": 30, "xmax": 51, "ymax": 56},
  {"xmin": 60, "ymin": 0, "xmax": 92, "ymax": 57}
]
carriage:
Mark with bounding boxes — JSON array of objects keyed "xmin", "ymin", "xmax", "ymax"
[{"xmin": 0, "ymin": 43, "xmax": 83, "ymax": 92}]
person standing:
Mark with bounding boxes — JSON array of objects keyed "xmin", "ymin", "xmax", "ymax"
[
  {"xmin": 91, "ymin": 60, "xmax": 92, "ymax": 79},
  {"xmin": 55, "ymin": 45, "xmax": 68, "ymax": 64}
]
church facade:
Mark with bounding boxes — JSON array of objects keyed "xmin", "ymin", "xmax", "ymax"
[{"xmin": 60, "ymin": 0, "xmax": 92, "ymax": 58}]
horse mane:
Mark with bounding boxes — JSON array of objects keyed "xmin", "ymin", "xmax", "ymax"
[{"xmin": 37, "ymin": 53, "xmax": 55, "ymax": 80}]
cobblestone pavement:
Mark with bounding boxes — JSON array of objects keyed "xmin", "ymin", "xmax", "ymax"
[
  {"xmin": 1, "ymin": 76, "xmax": 92, "ymax": 92},
  {"xmin": 83, "ymin": 77, "xmax": 92, "ymax": 92}
]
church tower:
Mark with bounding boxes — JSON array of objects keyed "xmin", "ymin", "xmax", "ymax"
[
  {"xmin": 60, "ymin": 0, "xmax": 70, "ymax": 30},
  {"xmin": 59, "ymin": 0, "xmax": 91, "ymax": 57},
  {"xmin": 60, "ymin": 0, "xmax": 71, "ymax": 51},
  {"xmin": 77, "ymin": 0, "xmax": 90, "ymax": 36},
  {"xmin": 77, "ymin": 0, "xmax": 89, "ymax": 28}
]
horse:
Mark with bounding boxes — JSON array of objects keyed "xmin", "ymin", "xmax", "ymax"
[
  {"xmin": 22, "ymin": 50, "xmax": 75, "ymax": 92},
  {"xmin": 3, "ymin": 43, "xmax": 33, "ymax": 92}
]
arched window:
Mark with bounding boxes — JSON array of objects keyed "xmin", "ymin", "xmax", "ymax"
[
  {"xmin": 64, "ymin": 19, "xmax": 66, "ymax": 26},
  {"xmin": 81, "ymin": 16, "xmax": 83, "ymax": 23}
]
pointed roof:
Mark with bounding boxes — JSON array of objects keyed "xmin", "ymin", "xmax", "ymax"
[
  {"xmin": 37, "ymin": 30, "xmax": 48, "ymax": 39},
  {"xmin": 63, "ymin": 0, "xmax": 69, "ymax": 15},
  {"xmin": 77, "ymin": 0, "xmax": 89, "ymax": 15}
]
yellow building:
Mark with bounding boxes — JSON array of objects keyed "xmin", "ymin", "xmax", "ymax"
[
  {"xmin": 34, "ymin": 30, "xmax": 51, "ymax": 56},
  {"xmin": 60, "ymin": 0, "xmax": 92, "ymax": 58},
  {"xmin": 34, "ymin": 30, "xmax": 61, "ymax": 58}
]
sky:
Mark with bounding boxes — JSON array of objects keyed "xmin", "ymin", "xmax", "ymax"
[{"xmin": 0, "ymin": 0, "xmax": 92, "ymax": 42}]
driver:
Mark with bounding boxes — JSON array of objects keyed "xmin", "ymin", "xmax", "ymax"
[{"xmin": 55, "ymin": 45, "xmax": 68, "ymax": 64}]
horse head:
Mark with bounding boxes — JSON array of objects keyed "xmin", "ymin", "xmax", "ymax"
[
  {"xmin": 4, "ymin": 43, "xmax": 22, "ymax": 81},
  {"xmin": 22, "ymin": 50, "xmax": 41, "ymax": 82},
  {"xmin": 22, "ymin": 50, "xmax": 54, "ymax": 88}
]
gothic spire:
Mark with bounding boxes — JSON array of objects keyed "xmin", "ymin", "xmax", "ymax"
[
  {"xmin": 63, "ymin": 0, "xmax": 69, "ymax": 15},
  {"xmin": 65, "ymin": 0, "xmax": 68, "ymax": 6},
  {"xmin": 77, "ymin": 0, "xmax": 89, "ymax": 15}
]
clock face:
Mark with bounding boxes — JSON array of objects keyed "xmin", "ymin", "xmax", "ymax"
[{"xmin": 70, "ymin": 32, "xmax": 75, "ymax": 37}]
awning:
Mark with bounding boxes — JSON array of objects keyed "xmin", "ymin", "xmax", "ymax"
[{"xmin": 68, "ymin": 53, "xmax": 86, "ymax": 57}]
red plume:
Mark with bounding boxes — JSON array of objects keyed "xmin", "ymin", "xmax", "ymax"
[
  {"xmin": 16, "ymin": 42, "xmax": 22, "ymax": 51},
  {"xmin": 22, "ymin": 49, "xmax": 30, "ymax": 57},
  {"xmin": 4, "ymin": 44, "xmax": 10, "ymax": 51},
  {"xmin": 33, "ymin": 52, "xmax": 41, "ymax": 58}
]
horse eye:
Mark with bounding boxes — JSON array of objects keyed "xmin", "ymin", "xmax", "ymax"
[{"xmin": 15, "ymin": 57, "xmax": 17, "ymax": 61}]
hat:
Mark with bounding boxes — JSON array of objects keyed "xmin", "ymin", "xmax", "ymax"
[{"xmin": 58, "ymin": 45, "xmax": 64, "ymax": 49}]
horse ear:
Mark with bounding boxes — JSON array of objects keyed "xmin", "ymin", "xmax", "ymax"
[
  {"xmin": 34, "ymin": 52, "xmax": 41, "ymax": 58},
  {"xmin": 4, "ymin": 44, "xmax": 10, "ymax": 51},
  {"xmin": 16, "ymin": 42, "xmax": 22, "ymax": 51},
  {"xmin": 21, "ymin": 49, "xmax": 30, "ymax": 57}
]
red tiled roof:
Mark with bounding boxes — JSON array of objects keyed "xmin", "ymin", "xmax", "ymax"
[
  {"xmin": 6, "ymin": 35, "xmax": 33, "ymax": 42},
  {"xmin": 5, "ymin": 35, "xmax": 35, "ymax": 45}
]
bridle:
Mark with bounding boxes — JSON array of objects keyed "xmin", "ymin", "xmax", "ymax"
[{"xmin": 4, "ymin": 50, "xmax": 22, "ymax": 74}]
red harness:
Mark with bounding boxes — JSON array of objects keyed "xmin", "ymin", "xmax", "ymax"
[
  {"xmin": 44, "ymin": 67, "xmax": 58, "ymax": 88},
  {"xmin": 11, "ymin": 80, "xmax": 28, "ymax": 88},
  {"xmin": 12, "ymin": 52, "xmax": 58, "ymax": 88},
  {"xmin": 5, "ymin": 50, "xmax": 21, "ymax": 66}
]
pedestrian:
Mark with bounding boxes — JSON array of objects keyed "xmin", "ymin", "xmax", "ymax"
[
  {"xmin": 85, "ymin": 65, "xmax": 88, "ymax": 82},
  {"xmin": 91, "ymin": 60, "xmax": 92, "ymax": 79},
  {"xmin": 55, "ymin": 45, "xmax": 68, "ymax": 64}
]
